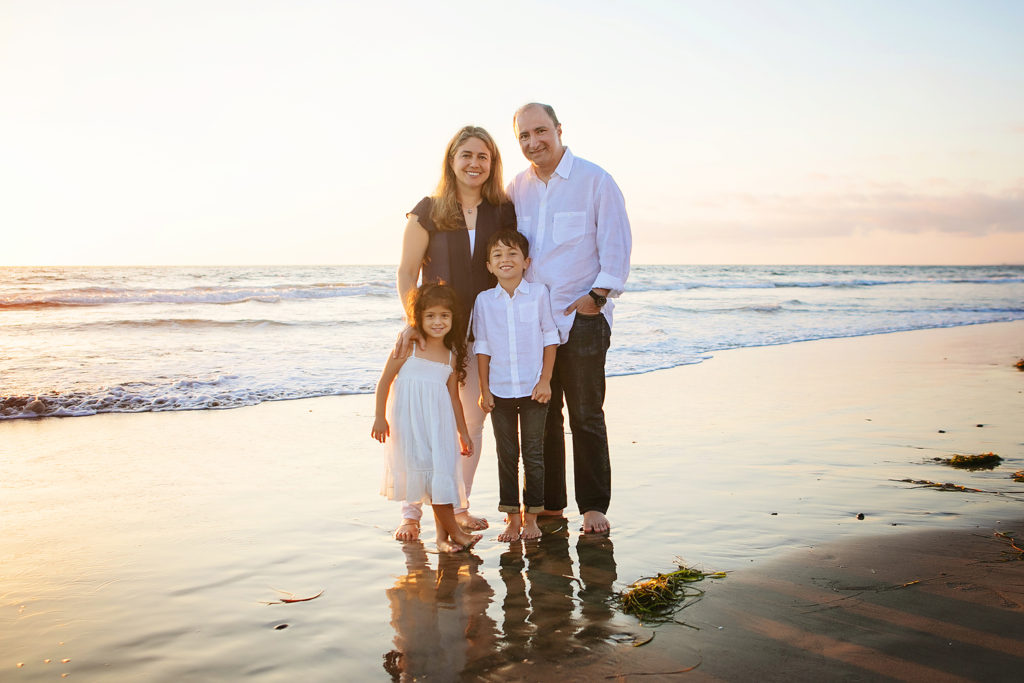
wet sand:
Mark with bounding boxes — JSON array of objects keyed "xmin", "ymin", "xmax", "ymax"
[{"xmin": 2, "ymin": 321, "xmax": 1022, "ymax": 681}]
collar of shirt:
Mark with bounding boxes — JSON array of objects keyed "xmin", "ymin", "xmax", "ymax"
[
  {"xmin": 527, "ymin": 146, "xmax": 576, "ymax": 184},
  {"xmin": 489, "ymin": 279, "xmax": 532, "ymax": 300}
]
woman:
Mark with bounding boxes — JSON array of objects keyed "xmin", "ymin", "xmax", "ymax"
[{"xmin": 393, "ymin": 125, "xmax": 516, "ymax": 541}]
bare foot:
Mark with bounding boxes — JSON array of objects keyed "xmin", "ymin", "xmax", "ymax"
[
  {"xmin": 394, "ymin": 519, "xmax": 420, "ymax": 541},
  {"xmin": 582, "ymin": 511, "xmax": 610, "ymax": 535},
  {"xmin": 520, "ymin": 514, "xmax": 542, "ymax": 540},
  {"xmin": 538, "ymin": 508, "xmax": 564, "ymax": 517},
  {"xmin": 455, "ymin": 511, "xmax": 489, "ymax": 530},
  {"xmin": 498, "ymin": 514, "xmax": 523, "ymax": 542},
  {"xmin": 437, "ymin": 539, "xmax": 465, "ymax": 553},
  {"xmin": 452, "ymin": 531, "xmax": 483, "ymax": 550}
]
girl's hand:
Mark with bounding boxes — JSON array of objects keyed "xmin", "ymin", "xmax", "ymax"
[
  {"xmin": 371, "ymin": 417, "xmax": 390, "ymax": 443},
  {"xmin": 458, "ymin": 429, "xmax": 474, "ymax": 457},
  {"xmin": 531, "ymin": 379, "xmax": 552, "ymax": 404},
  {"xmin": 478, "ymin": 391, "xmax": 494, "ymax": 414},
  {"xmin": 393, "ymin": 325, "xmax": 424, "ymax": 359}
]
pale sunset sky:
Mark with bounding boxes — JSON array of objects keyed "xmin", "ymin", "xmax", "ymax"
[{"xmin": 2, "ymin": 0, "xmax": 1022, "ymax": 266}]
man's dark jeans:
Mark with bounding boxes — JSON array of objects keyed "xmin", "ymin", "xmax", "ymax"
[
  {"xmin": 543, "ymin": 312, "xmax": 611, "ymax": 514},
  {"xmin": 491, "ymin": 395, "xmax": 548, "ymax": 514}
]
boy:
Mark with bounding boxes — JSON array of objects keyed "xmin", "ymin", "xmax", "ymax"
[{"xmin": 472, "ymin": 230, "xmax": 559, "ymax": 541}]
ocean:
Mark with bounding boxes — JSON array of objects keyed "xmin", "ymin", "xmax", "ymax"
[{"xmin": 2, "ymin": 264, "xmax": 1022, "ymax": 420}]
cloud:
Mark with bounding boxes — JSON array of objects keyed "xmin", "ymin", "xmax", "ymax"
[{"xmin": 672, "ymin": 185, "xmax": 1024, "ymax": 240}]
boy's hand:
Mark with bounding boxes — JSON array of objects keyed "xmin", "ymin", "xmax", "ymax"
[
  {"xmin": 458, "ymin": 429, "xmax": 474, "ymax": 456},
  {"xmin": 531, "ymin": 379, "xmax": 552, "ymax": 404},
  {"xmin": 478, "ymin": 391, "xmax": 495, "ymax": 414},
  {"xmin": 371, "ymin": 417, "xmax": 390, "ymax": 443}
]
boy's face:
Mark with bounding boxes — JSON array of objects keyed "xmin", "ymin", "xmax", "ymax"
[{"xmin": 485, "ymin": 241, "xmax": 530, "ymax": 281}]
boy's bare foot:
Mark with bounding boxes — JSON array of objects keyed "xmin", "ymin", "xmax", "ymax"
[
  {"xmin": 520, "ymin": 514, "xmax": 542, "ymax": 540},
  {"xmin": 394, "ymin": 519, "xmax": 420, "ymax": 541},
  {"xmin": 538, "ymin": 508, "xmax": 564, "ymax": 517},
  {"xmin": 582, "ymin": 511, "xmax": 610, "ymax": 535},
  {"xmin": 455, "ymin": 511, "xmax": 489, "ymax": 530},
  {"xmin": 498, "ymin": 514, "xmax": 523, "ymax": 542}
]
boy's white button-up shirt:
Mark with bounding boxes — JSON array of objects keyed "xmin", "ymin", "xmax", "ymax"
[
  {"xmin": 507, "ymin": 147, "xmax": 632, "ymax": 343},
  {"xmin": 472, "ymin": 280, "xmax": 560, "ymax": 399}
]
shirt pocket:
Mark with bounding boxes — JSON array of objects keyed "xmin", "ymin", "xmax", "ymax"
[
  {"xmin": 552, "ymin": 211, "xmax": 587, "ymax": 245},
  {"xmin": 518, "ymin": 298, "xmax": 538, "ymax": 325}
]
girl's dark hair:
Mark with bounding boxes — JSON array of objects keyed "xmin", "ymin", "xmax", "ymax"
[{"xmin": 406, "ymin": 282, "xmax": 468, "ymax": 385}]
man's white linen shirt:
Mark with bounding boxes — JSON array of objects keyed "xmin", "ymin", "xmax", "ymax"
[
  {"xmin": 472, "ymin": 280, "xmax": 560, "ymax": 399},
  {"xmin": 507, "ymin": 147, "xmax": 632, "ymax": 343}
]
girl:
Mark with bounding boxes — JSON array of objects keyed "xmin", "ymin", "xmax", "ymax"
[{"xmin": 372, "ymin": 283, "xmax": 482, "ymax": 552}]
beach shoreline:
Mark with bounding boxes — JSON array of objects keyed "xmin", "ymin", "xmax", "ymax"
[{"xmin": 3, "ymin": 321, "xmax": 1022, "ymax": 680}]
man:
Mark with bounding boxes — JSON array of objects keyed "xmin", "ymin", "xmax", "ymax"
[{"xmin": 506, "ymin": 103, "xmax": 631, "ymax": 534}]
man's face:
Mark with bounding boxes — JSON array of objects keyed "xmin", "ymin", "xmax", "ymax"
[{"xmin": 515, "ymin": 106, "xmax": 563, "ymax": 171}]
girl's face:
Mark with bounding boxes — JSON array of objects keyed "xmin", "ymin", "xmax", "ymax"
[
  {"xmin": 420, "ymin": 305, "xmax": 453, "ymax": 340},
  {"xmin": 449, "ymin": 137, "xmax": 492, "ymax": 191}
]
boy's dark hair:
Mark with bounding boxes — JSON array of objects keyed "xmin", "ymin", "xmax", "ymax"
[{"xmin": 485, "ymin": 229, "xmax": 530, "ymax": 258}]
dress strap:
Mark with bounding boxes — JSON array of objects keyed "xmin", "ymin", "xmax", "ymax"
[
  {"xmin": 410, "ymin": 345, "xmax": 417, "ymax": 358},
  {"xmin": 448, "ymin": 348, "xmax": 452, "ymax": 364}
]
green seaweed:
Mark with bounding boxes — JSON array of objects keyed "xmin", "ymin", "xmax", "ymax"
[
  {"xmin": 947, "ymin": 452, "xmax": 1003, "ymax": 470},
  {"xmin": 615, "ymin": 562, "xmax": 726, "ymax": 625}
]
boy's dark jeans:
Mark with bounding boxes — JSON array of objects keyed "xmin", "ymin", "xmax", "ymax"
[
  {"xmin": 543, "ymin": 312, "xmax": 612, "ymax": 514},
  {"xmin": 491, "ymin": 395, "xmax": 547, "ymax": 514}
]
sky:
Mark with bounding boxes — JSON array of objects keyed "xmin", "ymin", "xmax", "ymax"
[{"xmin": 1, "ymin": 0, "xmax": 1022, "ymax": 266}]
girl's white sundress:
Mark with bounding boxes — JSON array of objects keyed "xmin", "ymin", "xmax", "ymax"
[{"xmin": 381, "ymin": 347, "xmax": 467, "ymax": 508}]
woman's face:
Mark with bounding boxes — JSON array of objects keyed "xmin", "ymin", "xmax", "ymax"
[{"xmin": 449, "ymin": 137, "xmax": 492, "ymax": 191}]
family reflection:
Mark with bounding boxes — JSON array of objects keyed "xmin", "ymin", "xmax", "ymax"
[
  {"xmin": 383, "ymin": 520, "xmax": 618, "ymax": 680},
  {"xmin": 383, "ymin": 543, "xmax": 496, "ymax": 680}
]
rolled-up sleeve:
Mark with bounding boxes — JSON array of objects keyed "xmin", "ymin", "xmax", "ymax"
[
  {"xmin": 471, "ymin": 296, "xmax": 491, "ymax": 357},
  {"xmin": 539, "ymin": 285, "xmax": 561, "ymax": 347},
  {"xmin": 591, "ymin": 175, "xmax": 631, "ymax": 297}
]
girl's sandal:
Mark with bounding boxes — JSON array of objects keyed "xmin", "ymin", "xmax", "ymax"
[{"xmin": 393, "ymin": 520, "xmax": 420, "ymax": 541}]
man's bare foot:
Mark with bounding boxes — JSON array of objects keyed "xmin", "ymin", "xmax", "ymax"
[
  {"xmin": 520, "ymin": 513, "xmax": 542, "ymax": 540},
  {"xmin": 455, "ymin": 511, "xmax": 489, "ymax": 531},
  {"xmin": 498, "ymin": 514, "xmax": 523, "ymax": 542},
  {"xmin": 394, "ymin": 519, "xmax": 420, "ymax": 541},
  {"xmin": 538, "ymin": 508, "xmax": 564, "ymax": 517},
  {"xmin": 582, "ymin": 511, "xmax": 610, "ymax": 535}
]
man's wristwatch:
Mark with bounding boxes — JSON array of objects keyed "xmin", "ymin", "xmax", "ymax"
[{"xmin": 588, "ymin": 289, "xmax": 608, "ymax": 307}]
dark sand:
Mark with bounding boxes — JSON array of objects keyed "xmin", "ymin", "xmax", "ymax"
[{"xmin": 2, "ymin": 321, "xmax": 1022, "ymax": 681}]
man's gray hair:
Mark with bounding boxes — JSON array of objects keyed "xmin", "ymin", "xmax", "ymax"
[{"xmin": 513, "ymin": 102, "xmax": 560, "ymax": 129}]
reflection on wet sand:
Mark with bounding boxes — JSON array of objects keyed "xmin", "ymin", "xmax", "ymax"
[{"xmin": 383, "ymin": 517, "xmax": 619, "ymax": 680}]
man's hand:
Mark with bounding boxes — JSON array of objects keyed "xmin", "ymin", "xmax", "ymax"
[
  {"xmin": 393, "ymin": 325, "xmax": 424, "ymax": 358},
  {"xmin": 564, "ymin": 292, "xmax": 603, "ymax": 316},
  {"xmin": 478, "ymin": 390, "xmax": 495, "ymax": 414}
]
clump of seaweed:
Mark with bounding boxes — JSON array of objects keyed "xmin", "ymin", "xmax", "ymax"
[
  {"xmin": 1012, "ymin": 470, "xmax": 1024, "ymax": 483},
  {"xmin": 896, "ymin": 478, "xmax": 982, "ymax": 492},
  {"xmin": 945, "ymin": 452, "xmax": 1003, "ymax": 471},
  {"xmin": 615, "ymin": 561, "xmax": 726, "ymax": 625},
  {"xmin": 1014, "ymin": 358, "xmax": 1024, "ymax": 371}
]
